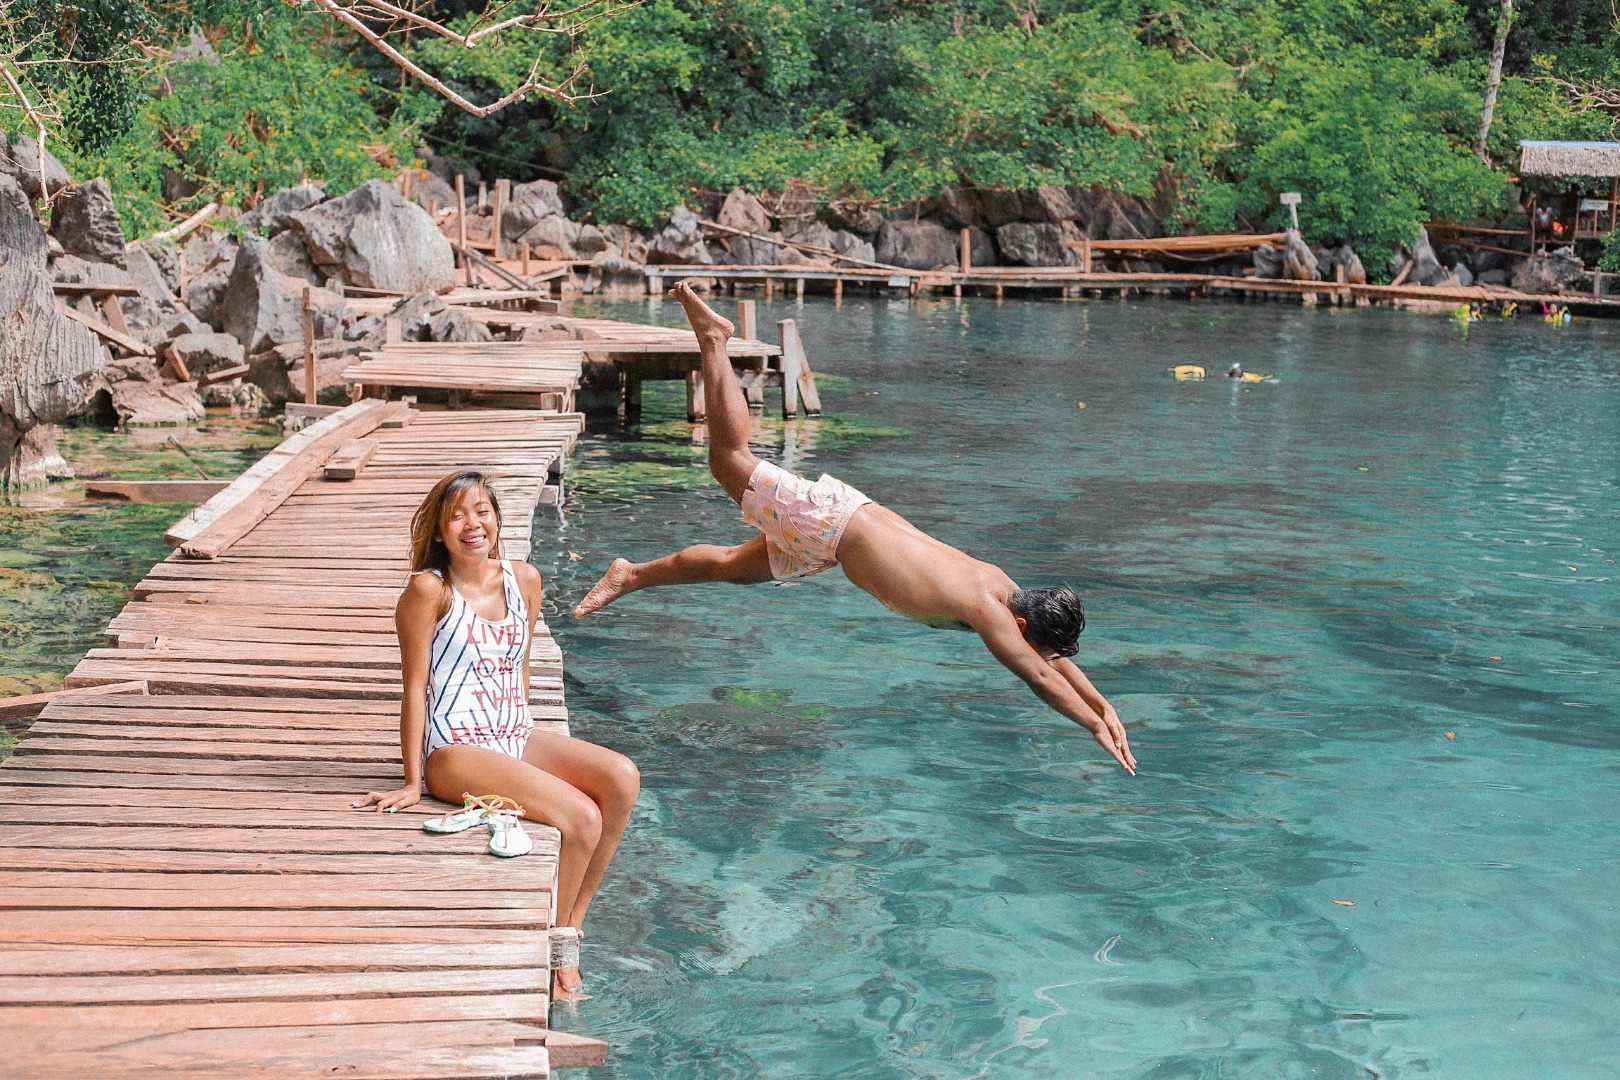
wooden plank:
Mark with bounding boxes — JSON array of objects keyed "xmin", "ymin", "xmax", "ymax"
[
  {"xmin": 58, "ymin": 302, "xmax": 153, "ymax": 356},
  {"xmin": 778, "ymin": 318, "xmax": 801, "ymax": 418},
  {"xmin": 85, "ymin": 480, "xmax": 229, "ymax": 503},
  {"xmin": 0, "ymin": 681, "xmax": 147, "ymax": 723},
  {"xmin": 199, "ymin": 362, "xmax": 251, "ymax": 387},
  {"xmin": 323, "ymin": 436, "xmax": 380, "ymax": 481}
]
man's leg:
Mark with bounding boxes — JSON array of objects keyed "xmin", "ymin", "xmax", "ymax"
[
  {"xmin": 671, "ymin": 280, "xmax": 757, "ymax": 503},
  {"xmin": 573, "ymin": 535, "xmax": 772, "ymax": 617}
]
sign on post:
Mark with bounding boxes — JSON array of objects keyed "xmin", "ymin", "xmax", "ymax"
[{"xmin": 1280, "ymin": 192, "xmax": 1302, "ymax": 233}]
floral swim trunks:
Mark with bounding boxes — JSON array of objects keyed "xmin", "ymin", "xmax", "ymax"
[{"xmin": 740, "ymin": 460, "xmax": 872, "ymax": 580}]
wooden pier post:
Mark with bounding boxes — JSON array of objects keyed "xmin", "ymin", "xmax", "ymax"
[
  {"xmin": 491, "ymin": 179, "xmax": 508, "ymax": 260},
  {"xmin": 996, "ymin": 283, "xmax": 1005, "ymax": 302},
  {"xmin": 1081, "ymin": 238, "xmax": 1093, "ymax": 275},
  {"xmin": 960, "ymin": 228, "xmax": 971, "ymax": 276},
  {"xmin": 834, "ymin": 278, "xmax": 843, "ymax": 306},
  {"xmin": 455, "ymin": 175, "xmax": 469, "ymax": 286},
  {"xmin": 737, "ymin": 299, "xmax": 757, "ymax": 342},
  {"xmin": 477, "ymin": 181, "xmax": 487, "ymax": 212},
  {"xmin": 622, "ymin": 373, "xmax": 642, "ymax": 420},
  {"xmin": 778, "ymin": 319, "xmax": 801, "ymax": 418},
  {"xmin": 522, "ymin": 242, "xmax": 531, "ymax": 278},
  {"xmin": 301, "ymin": 287, "xmax": 315, "ymax": 405},
  {"xmin": 765, "ymin": 277, "xmax": 776, "ymax": 300},
  {"xmin": 796, "ymin": 277, "xmax": 805, "ymax": 301}
]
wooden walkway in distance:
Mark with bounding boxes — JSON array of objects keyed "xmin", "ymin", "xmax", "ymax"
[
  {"xmin": 343, "ymin": 342, "xmax": 585, "ymax": 412},
  {"xmin": 0, "ymin": 404, "xmax": 601, "ymax": 1078}
]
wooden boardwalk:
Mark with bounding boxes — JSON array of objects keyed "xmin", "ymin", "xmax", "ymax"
[
  {"xmin": 343, "ymin": 342, "xmax": 585, "ymax": 411},
  {"xmin": 0, "ymin": 404, "xmax": 601, "ymax": 1078}
]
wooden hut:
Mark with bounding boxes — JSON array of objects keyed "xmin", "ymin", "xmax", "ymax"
[{"xmin": 1519, "ymin": 140, "xmax": 1620, "ymax": 246}]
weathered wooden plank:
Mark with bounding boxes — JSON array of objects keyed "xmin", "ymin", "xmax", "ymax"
[
  {"xmin": 85, "ymin": 481, "xmax": 230, "ymax": 503},
  {"xmin": 0, "ymin": 680, "xmax": 147, "ymax": 722}
]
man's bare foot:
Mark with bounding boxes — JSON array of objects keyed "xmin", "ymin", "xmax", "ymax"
[
  {"xmin": 671, "ymin": 280, "xmax": 734, "ymax": 343},
  {"xmin": 553, "ymin": 967, "xmax": 591, "ymax": 1003},
  {"xmin": 574, "ymin": 558, "xmax": 635, "ymax": 617}
]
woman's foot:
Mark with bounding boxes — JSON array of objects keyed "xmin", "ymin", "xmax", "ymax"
[
  {"xmin": 671, "ymin": 280, "xmax": 735, "ymax": 343},
  {"xmin": 574, "ymin": 558, "xmax": 635, "ymax": 618},
  {"xmin": 553, "ymin": 967, "xmax": 591, "ymax": 1003}
]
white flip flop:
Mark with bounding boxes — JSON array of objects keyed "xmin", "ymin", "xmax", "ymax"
[
  {"xmin": 422, "ymin": 794, "xmax": 489, "ymax": 834},
  {"xmin": 487, "ymin": 811, "xmax": 533, "ymax": 858}
]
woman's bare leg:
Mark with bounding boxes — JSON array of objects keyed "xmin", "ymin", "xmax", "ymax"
[
  {"xmin": 574, "ymin": 535, "xmax": 772, "ymax": 617},
  {"xmin": 425, "ymin": 745, "xmax": 605, "ymax": 1001},
  {"xmin": 670, "ymin": 280, "xmax": 757, "ymax": 503},
  {"xmin": 520, "ymin": 732, "xmax": 640, "ymax": 930}
]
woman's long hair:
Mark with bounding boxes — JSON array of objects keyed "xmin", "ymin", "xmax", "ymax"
[{"xmin": 409, "ymin": 471, "xmax": 503, "ymax": 576}]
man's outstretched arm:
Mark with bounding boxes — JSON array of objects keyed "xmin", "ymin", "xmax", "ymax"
[
  {"xmin": 971, "ymin": 604, "xmax": 1136, "ymax": 774},
  {"xmin": 1052, "ymin": 658, "xmax": 1133, "ymax": 772}
]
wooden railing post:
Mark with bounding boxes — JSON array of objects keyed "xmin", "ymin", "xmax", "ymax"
[
  {"xmin": 454, "ymin": 174, "xmax": 469, "ymax": 286},
  {"xmin": 737, "ymin": 299, "xmax": 757, "ymax": 342},
  {"xmin": 301, "ymin": 286, "xmax": 316, "ymax": 405},
  {"xmin": 492, "ymin": 179, "xmax": 508, "ymax": 261},
  {"xmin": 778, "ymin": 319, "xmax": 801, "ymax": 418},
  {"xmin": 959, "ymin": 227, "xmax": 971, "ymax": 276}
]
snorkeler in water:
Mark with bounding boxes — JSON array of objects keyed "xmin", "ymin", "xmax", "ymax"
[{"xmin": 575, "ymin": 281, "xmax": 1135, "ymax": 775}]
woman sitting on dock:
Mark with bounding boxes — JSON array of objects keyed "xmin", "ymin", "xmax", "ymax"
[
  {"xmin": 576, "ymin": 282, "xmax": 1135, "ymax": 775},
  {"xmin": 355, "ymin": 470, "xmax": 641, "ymax": 1001}
]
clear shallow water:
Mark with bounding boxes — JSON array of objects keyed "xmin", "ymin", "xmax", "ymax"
[{"xmin": 541, "ymin": 296, "xmax": 1620, "ymax": 1078}]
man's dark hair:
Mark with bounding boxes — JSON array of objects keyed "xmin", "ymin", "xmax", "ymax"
[{"xmin": 1008, "ymin": 585, "xmax": 1085, "ymax": 658}]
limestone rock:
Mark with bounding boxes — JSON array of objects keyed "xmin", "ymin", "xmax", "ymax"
[
  {"xmin": 718, "ymin": 189, "xmax": 771, "ymax": 235},
  {"xmin": 1408, "ymin": 227, "xmax": 1447, "ymax": 286},
  {"xmin": 1028, "ymin": 186, "xmax": 1080, "ymax": 223},
  {"xmin": 829, "ymin": 229, "xmax": 876, "ymax": 265},
  {"xmin": 0, "ymin": 132, "xmax": 72, "ymax": 202},
  {"xmin": 502, "ymin": 180, "xmax": 568, "ymax": 239},
  {"xmin": 0, "ymin": 174, "xmax": 104, "ymax": 478},
  {"xmin": 935, "ymin": 184, "xmax": 982, "ymax": 229},
  {"xmin": 647, "ymin": 207, "xmax": 714, "ymax": 265},
  {"xmin": 240, "ymin": 184, "xmax": 325, "ymax": 235},
  {"xmin": 1511, "ymin": 247, "xmax": 1586, "ymax": 294},
  {"xmin": 782, "ymin": 217, "xmax": 835, "ymax": 250},
  {"xmin": 1320, "ymin": 243, "xmax": 1367, "ymax": 285},
  {"xmin": 50, "ymin": 178, "xmax": 126, "ymax": 266},
  {"xmin": 1452, "ymin": 261, "xmax": 1474, "ymax": 288},
  {"xmin": 5, "ymin": 425, "xmax": 73, "ymax": 487},
  {"xmin": 168, "ymin": 332, "xmax": 245, "ymax": 376},
  {"xmin": 427, "ymin": 307, "xmax": 492, "ymax": 343},
  {"xmin": 874, "ymin": 220, "xmax": 956, "ymax": 270},
  {"xmin": 966, "ymin": 226, "xmax": 997, "ymax": 267},
  {"xmin": 291, "ymin": 180, "xmax": 454, "ymax": 293},
  {"xmin": 822, "ymin": 203, "xmax": 885, "ymax": 238},
  {"xmin": 104, "ymin": 358, "xmax": 206, "ymax": 425},
  {"xmin": 408, "ymin": 169, "xmax": 457, "ymax": 213},
  {"xmin": 574, "ymin": 223, "xmax": 610, "ymax": 257},
  {"xmin": 591, "ymin": 251, "xmax": 648, "ymax": 288},
  {"xmin": 995, "ymin": 222, "xmax": 1077, "ymax": 267},
  {"xmin": 222, "ymin": 235, "xmax": 345, "ymax": 354},
  {"xmin": 1281, "ymin": 229, "xmax": 1320, "ymax": 281},
  {"xmin": 1252, "ymin": 242, "xmax": 1284, "ymax": 279},
  {"xmin": 515, "ymin": 214, "xmax": 581, "ymax": 260},
  {"xmin": 267, "ymin": 230, "xmax": 321, "ymax": 285},
  {"xmin": 979, "ymin": 189, "xmax": 1025, "ymax": 229},
  {"xmin": 1478, "ymin": 268, "xmax": 1512, "ymax": 286}
]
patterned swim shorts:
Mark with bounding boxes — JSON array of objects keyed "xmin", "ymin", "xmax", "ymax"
[{"xmin": 740, "ymin": 460, "xmax": 872, "ymax": 580}]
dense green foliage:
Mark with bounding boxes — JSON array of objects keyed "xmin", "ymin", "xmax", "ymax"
[{"xmin": 6, "ymin": 0, "xmax": 1620, "ymax": 261}]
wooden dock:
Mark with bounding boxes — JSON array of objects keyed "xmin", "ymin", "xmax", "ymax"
[
  {"xmin": 343, "ymin": 342, "xmax": 585, "ymax": 411},
  {"xmin": 0, "ymin": 402, "xmax": 603, "ymax": 1078}
]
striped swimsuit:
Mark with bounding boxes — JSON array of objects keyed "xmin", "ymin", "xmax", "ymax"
[{"xmin": 422, "ymin": 561, "xmax": 534, "ymax": 759}]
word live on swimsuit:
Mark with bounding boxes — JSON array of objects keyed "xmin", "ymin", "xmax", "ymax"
[{"xmin": 423, "ymin": 560, "xmax": 534, "ymax": 759}]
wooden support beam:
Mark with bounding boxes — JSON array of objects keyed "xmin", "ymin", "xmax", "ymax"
[
  {"xmin": 162, "ymin": 346, "xmax": 190, "ymax": 383},
  {"xmin": 491, "ymin": 179, "xmax": 508, "ymax": 260},
  {"xmin": 301, "ymin": 287, "xmax": 316, "ymax": 406},
  {"xmin": 736, "ymin": 299, "xmax": 757, "ymax": 342},
  {"xmin": 198, "ymin": 363, "xmax": 250, "ymax": 387},
  {"xmin": 57, "ymin": 303, "xmax": 153, "ymax": 357},
  {"xmin": 795, "ymin": 277, "xmax": 805, "ymax": 300},
  {"xmin": 1081, "ymin": 237, "xmax": 1093, "ymax": 275},
  {"xmin": 834, "ymin": 277, "xmax": 843, "ymax": 305},
  {"xmin": 781, "ymin": 320, "xmax": 820, "ymax": 415},
  {"xmin": 778, "ymin": 319, "xmax": 801, "ymax": 418},
  {"xmin": 960, "ymin": 228, "xmax": 971, "ymax": 276},
  {"xmin": 99, "ymin": 295, "xmax": 131, "ymax": 337},
  {"xmin": 455, "ymin": 174, "xmax": 469, "ymax": 287},
  {"xmin": 85, "ymin": 481, "xmax": 228, "ymax": 504}
]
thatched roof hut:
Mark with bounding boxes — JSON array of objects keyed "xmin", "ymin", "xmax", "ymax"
[{"xmin": 1519, "ymin": 141, "xmax": 1620, "ymax": 177}]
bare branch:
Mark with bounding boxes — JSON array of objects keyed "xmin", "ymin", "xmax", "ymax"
[
  {"xmin": 1536, "ymin": 73, "xmax": 1620, "ymax": 136},
  {"xmin": 0, "ymin": 58, "xmax": 53, "ymax": 212},
  {"xmin": 302, "ymin": 0, "xmax": 629, "ymax": 116}
]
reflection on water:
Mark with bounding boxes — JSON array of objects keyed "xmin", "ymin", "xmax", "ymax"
[{"xmin": 544, "ymin": 297, "xmax": 1620, "ymax": 1078}]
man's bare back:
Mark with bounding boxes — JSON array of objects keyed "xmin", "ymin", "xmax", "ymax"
[{"xmin": 574, "ymin": 281, "xmax": 1136, "ymax": 774}]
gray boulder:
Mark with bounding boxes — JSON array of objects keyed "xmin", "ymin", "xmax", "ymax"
[
  {"xmin": 934, "ymin": 184, "xmax": 982, "ymax": 229},
  {"xmin": 1511, "ymin": 247, "xmax": 1586, "ymax": 294},
  {"xmin": 966, "ymin": 226, "xmax": 997, "ymax": 267},
  {"xmin": 995, "ymin": 222, "xmax": 1077, "ymax": 267},
  {"xmin": 502, "ymin": 179, "xmax": 567, "ymax": 239},
  {"xmin": 829, "ymin": 229, "xmax": 876, "ymax": 265},
  {"xmin": 267, "ymin": 230, "xmax": 321, "ymax": 285},
  {"xmin": 101, "ymin": 356, "xmax": 206, "ymax": 425},
  {"xmin": 0, "ymin": 132, "xmax": 72, "ymax": 202},
  {"xmin": 647, "ymin": 207, "xmax": 714, "ymax": 265},
  {"xmin": 50, "ymin": 178, "xmax": 126, "ymax": 265},
  {"xmin": 240, "ymin": 184, "xmax": 325, "ymax": 235},
  {"xmin": 407, "ymin": 169, "xmax": 457, "ymax": 213},
  {"xmin": 1320, "ymin": 243, "xmax": 1366, "ymax": 284},
  {"xmin": 979, "ymin": 189, "xmax": 1025, "ymax": 229},
  {"xmin": 574, "ymin": 223, "xmax": 610, "ymax": 257},
  {"xmin": 1093, "ymin": 192, "xmax": 1160, "ymax": 240},
  {"xmin": 718, "ymin": 189, "xmax": 771, "ymax": 235},
  {"xmin": 1281, "ymin": 229, "xmax": 1320, "ymax": 281},
  {"xmin": 5, "ymin": 425, "xmax": 73, "ymax": 488},
  {"xmin": 1451, "ymin": 262, "xmax": 1474, "ymax": 288},
  {"xmin": 291, "ymin": 179, "xmax": 454, "ymax": 292},
  {"xmin": 222, "ymin": 235, "xmax": 345, "ymax": 354},
  {"xmin": 782, "ymin": 217, "xmax": 836, "ymax": 251},
  {"xmin": 515, "ymin": 214, "xmax": 581, "ymax": 260},
  {"xmin": 1253, "ymin": 242, "xmax": 1285, "ymax": 279},
  {"xmin": 875, "ymin": 220, "xmax": 957, "ymax": 270},
  {"xmin": 0, "ymin": 174, "xmax": 104, "ymax": 478},
  {"xmin": 1478, "ymin": 268, "xmax": 1512, "ymax": 286},
  {"xmin": 1408, "ymin": 227, "xmax": 1447, "ymax": 286},
  {"xmin": 591, "ymin": 251, "xmax": 647, "ymax": 288},
  {"xmin": 1027, "ymin": 186, "xmax": 1080, "ymax": 223},
  {"xmin": 822, "ymin": 202, "xmax": 885, "ymax": 238},
  {"xmin": 597, "ymin": 224, "xmax": 647, "ymax": 264},
  {"xmin": 427, "ymin": 307, "xmax": 492, "ymax": 343},
  {"xmin": 167, "ymin": 332, "xmax": 245, "ymax": 375}
]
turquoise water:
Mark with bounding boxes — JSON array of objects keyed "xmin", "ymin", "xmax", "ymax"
[{"xmin": 542, "ymin": 297, "xmax": 1620, "ymax": 1078}]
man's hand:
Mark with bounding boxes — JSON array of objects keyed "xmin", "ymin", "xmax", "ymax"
[{"xmin": 353, "ymin": 785, "xmax": 421, "ymax": 813}]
